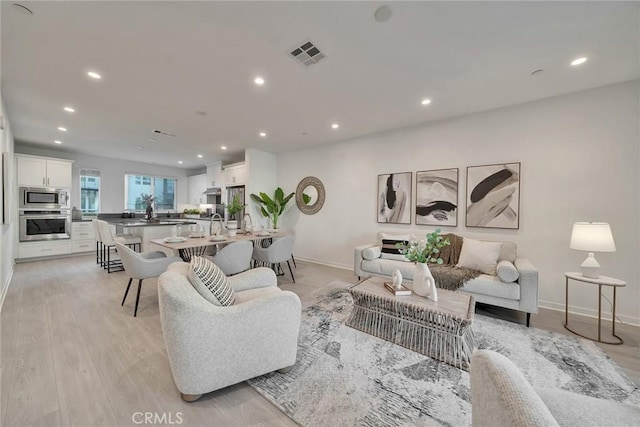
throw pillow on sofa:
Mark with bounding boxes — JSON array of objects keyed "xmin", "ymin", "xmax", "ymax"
[
  {"xmin": 188, "ymin": 256, "xmax": 235, "ymax": 306},
  {"xmin": 496, "ymin": 260, "xmax": 520, "ymax": 283},
  {"xmin": 380, "ymin": 239, "xmax": 409, "ymax": 261},
  {"xmin": 456, "ymin": 238, "xmax": 503, "ymax": 275}
]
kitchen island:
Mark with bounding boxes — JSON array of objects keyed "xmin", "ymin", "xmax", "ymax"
[{"xmin": 103, "ymin": 217, "xmax": 199, "ymax": 256}]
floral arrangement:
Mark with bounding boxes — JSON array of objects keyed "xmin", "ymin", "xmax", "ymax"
[
  {"xmin": 141, "ymin": 193, "xmax": 156, "ymax": 220},
  {"xmin": 397, "ymin": 228, "xmax": 451, "ymax": 264}
]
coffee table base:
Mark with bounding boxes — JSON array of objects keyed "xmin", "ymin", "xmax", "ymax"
[{"xmin": 346, "ymin": 290, "xmax": 475, "ymax": 370}]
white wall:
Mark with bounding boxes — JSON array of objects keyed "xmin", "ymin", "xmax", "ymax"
[
  {"xmin": 0, "ymin": 97, "xmax": 16, "ymax": 308},
  {"xmin": 277, "ymin": 80, "xmax": 640, "ymax": 325},
  {"xmin": 245, "ymin": 148, "xmax": 277, "ymax": 227},
  {"xmin": 13, "ymin": 145, "xmax": 192, "ymax": 213}
]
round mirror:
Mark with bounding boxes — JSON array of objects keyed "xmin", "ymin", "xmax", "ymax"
[{"xmin": 296, "ymin": 176, "xmax": 325, "ymax": 215}]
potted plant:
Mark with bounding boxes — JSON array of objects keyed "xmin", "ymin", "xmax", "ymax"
[
  {"xmin": 250, "ymin": 187, "xmax": 294, "ymax": 229},
  {"xmin": 397, "ymin": 229, "xmax": 451, "ymax": 299},
  {"xmin": 225, "ymin": 195, "xmax": 245, "ymax": 234},
  {"xmin": 141, "ymin": 193, "xmax": 156, "ymax": 220},
  {"xmin": 183, "ymin": 208, "xmax": 201, "ymax": 219}
]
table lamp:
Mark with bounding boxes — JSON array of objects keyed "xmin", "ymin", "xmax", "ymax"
[{"xmin": 569, "ymin": 222, "xmax": 616, "ymax": 278}]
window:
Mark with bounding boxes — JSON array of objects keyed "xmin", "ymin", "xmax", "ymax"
[
  {"xmin": 80, "ymin": 169, "xmax": 100, "ymax": 214},
  {"xmin": 124, "ymin": 174, "xmax": 176, "ymax": 211}
]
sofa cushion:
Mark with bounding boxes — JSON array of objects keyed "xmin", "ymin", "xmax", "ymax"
[
  {"xmin": 362, "ymin": 246, "xmax": 382, "ymax": 261},
  {"xmin": 380, "ymin": 239, "xmax": 409, "ymax": 261},
  {"xmin": 497, "ymin": 260, "xmax": 520, "ymax": 283},
  {"xmin": 460, "ymin": 274, "xmax": 520, "ymax": 300},
  {"xmin": 362, "ymin": 258, "xmax": 416, "ymax": 280},
  {"xmin": 378, "ymin": 232, "xmax": 416, "ymax": 245},
  {"xmin": 457, "ymin": 238, "xmax": 503, "ymax": 275},
  {"xmin": 188, "ymin": 256, "xmax": 235, "ymax": 306}
]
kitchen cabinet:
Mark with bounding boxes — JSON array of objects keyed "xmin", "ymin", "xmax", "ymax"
[
  {"xmin": 71, "ymin": 221, "xmax": 95, "ymax": 253},
  {"xmin": 206, "ymin": 161, "xmax": 222, "ymax": 188},
  {"xmin": 18, "ymin": 241, "xmax": 72, "ymax": 259},
  {"xmin": 17, "ymin": 155, "xmax": 73, "ymax": 188},
  {"xmin": 187, "ymin": 174, "xmax": 208, "ymax": 204},
  {"xmin": 223, "ymin": 162, "xmax": 247, "ymax": 187}
]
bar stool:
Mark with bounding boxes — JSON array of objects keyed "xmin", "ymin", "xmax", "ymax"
[
  {"xmin": 92, "ymin": 218, "xmax": 102, "ymax": 266},
  {"xmin": 97, "ymin": 220, "xmax": 142, "ymax": 273}
]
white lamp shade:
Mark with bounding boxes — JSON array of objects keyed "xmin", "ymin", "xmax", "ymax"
[{"xmin": 569, "ymin": 222, "xmax": 616, "ymax": 252}]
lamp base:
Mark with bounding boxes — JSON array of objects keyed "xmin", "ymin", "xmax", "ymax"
[{"xmin": 580, "ymin": 252, "xmax": 601, "ymax": 278}]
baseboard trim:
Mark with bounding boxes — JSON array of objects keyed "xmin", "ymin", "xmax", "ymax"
[
  {"xmin": 294, "ymin": 256, "xmax": 352, "ymax": 272},
  {"xmin": 0, "ymin": 266, "xmax": 14, "ymax": 313},
  {"xmin": 539, "ymin": 299, "xmax": 640, "ymax": 327}
]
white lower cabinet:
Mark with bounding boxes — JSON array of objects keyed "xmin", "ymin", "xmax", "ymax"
[
  {"xmin": 71, "ymin": 221, "xmax": 95, "ymax": 253},
  {"xmin": 18, "ymin": 241, "xmax": 72, "ymax": 259}
]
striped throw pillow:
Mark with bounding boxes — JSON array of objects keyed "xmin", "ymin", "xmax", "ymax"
[
  {"xmin": 188, "ymin": 256, "xmax": 235, "ymax": 306},
  {"xmin": 380, "ymin": 239, "xmax": 409, "ymax": 261}
]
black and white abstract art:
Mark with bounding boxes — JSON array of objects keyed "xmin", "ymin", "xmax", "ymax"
[
  {"xmin": 377, "ymin": 172, "xmax": 412, "ymax": 224},
  {"xmin": 416, "ymin": 168, "xmax": 458, "ymax": 226},
  {"xmin": 466, "ymin": 162, "xmax": 520, "ymax": 229}
]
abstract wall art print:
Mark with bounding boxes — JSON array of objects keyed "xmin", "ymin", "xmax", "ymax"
[
  {"xmin": 415, "ymin": 168, "xmax": 458, "ymax": 226},
  {"xmin": 377, "ymin": 172, "xmax": 412, "ymax": 224},
  {"xmin": 466, "ymin": 162, "xmax": 520, "ymax": 229}
]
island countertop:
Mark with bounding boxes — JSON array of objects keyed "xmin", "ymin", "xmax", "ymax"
[{"xmin": 107, "ymin": 219, "xmax": 197, "ymax": 227}]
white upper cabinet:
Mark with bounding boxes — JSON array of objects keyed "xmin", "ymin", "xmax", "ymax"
[
  {"xmin": 223, "ymin": 162, "xmax": 247, "ymax": 187},
  {"xmin": 206, "ymin": 161, "xmax": 222, "ymax": 188},
  {"xmin": 187, "ymin": 174, "xmax": 208, "ymax": 204},
  {"xmin": 17, "ymin": 155, "xmax": 73, "ymax": 188}
]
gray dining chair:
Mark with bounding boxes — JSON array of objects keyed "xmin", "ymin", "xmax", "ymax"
[
  {"xmin": 205, "ymin": 240, "xmax": 253, "ymax": 276},
  {"xmin": 252, "ymin": 235, "xmax": 296, "ymax": 283},
  {"xmin": 115, "ymin": 242, "xmax": 182, "ymax": 317}
]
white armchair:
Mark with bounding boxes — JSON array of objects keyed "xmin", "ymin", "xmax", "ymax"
[{"xmin": 158, "ymin": 263, "xmax": 301, "ymax": 402}]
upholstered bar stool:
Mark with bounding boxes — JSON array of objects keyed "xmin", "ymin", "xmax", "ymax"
[
  {"xmin": 97, "ymin": 220, "xmax": 142, "ymax": 273},
  {"xmin": 92, "ymin": 218, "xmax": 103, "ymax": 266}
]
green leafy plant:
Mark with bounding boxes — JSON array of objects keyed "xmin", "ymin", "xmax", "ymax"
[
  {"xmin": 250, "ymin": 187, "xmax": 294, "ymax": 229},
  {"xmin": 397, "ymin": 228, "xmax": 451, "ymax": 264},
  {"xmin": 225, "ymin": 195, "xmax": 245, "ymax": 220},
  {"xmin": 183, "ymin": 208, "xmax": 201, "ymax": 215}
]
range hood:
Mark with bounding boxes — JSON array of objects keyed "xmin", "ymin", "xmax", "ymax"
[{"xmin": 202, "ymin": 187, "xmax": 222, "ymax": 195}]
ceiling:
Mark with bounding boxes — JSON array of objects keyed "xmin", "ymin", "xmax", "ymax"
[{"xmin": 2, "ymin": 1, "xmax": 638, "ymax": 169}]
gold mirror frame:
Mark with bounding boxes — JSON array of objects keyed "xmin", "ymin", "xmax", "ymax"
[{"xmin": 296, "ymin": 176, "xmax": 325, "ymax": 215}]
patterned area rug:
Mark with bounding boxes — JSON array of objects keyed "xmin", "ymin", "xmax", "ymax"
[{"xmin": 248, "ymin": 284, "xmax": 639, "ymax": 427}]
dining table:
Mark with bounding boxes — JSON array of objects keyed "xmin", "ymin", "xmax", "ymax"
[{"xmin": 150, "ymin": 229, "xmax": 290, "ymax": 262}]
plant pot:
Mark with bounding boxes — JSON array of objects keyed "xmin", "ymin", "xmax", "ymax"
[
  {"xmin": 413, "ymin": 263, "xmax": 438, "ymax": 301},
  {"xmin": 227, "ymin": 229, "xmax": 237, "ymax": 237},
  {"xmin": 227, "ymin": 220, "xmax": 238, "ymax": 230}
]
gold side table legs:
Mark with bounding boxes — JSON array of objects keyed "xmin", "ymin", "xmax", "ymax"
[{"xmin": 564, "ymin": 276, "xmax": 624, "ymax": 345}]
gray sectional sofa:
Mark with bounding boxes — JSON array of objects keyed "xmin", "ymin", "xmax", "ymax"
[{"xmin": 354, "ymin": 233, "xmax": 539, "ymax": 326}]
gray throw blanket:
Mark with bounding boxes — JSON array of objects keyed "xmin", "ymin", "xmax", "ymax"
[{"xmin": 429, "ymin": 233, "xmax": 481, "ymax": 291}]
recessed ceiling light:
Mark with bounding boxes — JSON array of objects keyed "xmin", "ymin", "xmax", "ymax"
[
  {"xmin": 331, "ymin": 123, "xmax": 339, "ymax": 129},
  {"xmin": 63, "ymin": 106, "xmax": 75, "ymax": 113},
  {"xmin": 254, "ymin": 76, "xmax": 265, "ymax": 85},
  {"xmin": 571, "ymin": 57, "xmax": 588, "ymax": 66},
  {"xmin": 54, "ymin": 140, "xmax": 62, "ymax": 144},
  {"xmin": 197, "ymin": 154, "xmax": 203, "ymax": 158},
  {"xmin": 421, "ymin": 99, "xmax": 432, "ymax": 106},
  {"xmin": 221, "ymin": 146, "xmax": 227, "ymax": 150},
  {"xmin": 259, "ymin": 132, "xmax": 267, "ymax": 137},
  {"xmin": 87, "ymin": 71, "xmax": 102, "ymax": 79},
  {"xmin": 178, "ymin": 161, "xmax": 183, "ymax": 164},
  {"xmin": 58, "ymin": 126, "xmax": 67, "ymax": 132}
]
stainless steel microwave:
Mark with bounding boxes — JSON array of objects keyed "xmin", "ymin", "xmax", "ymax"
[{"xmin": 19, "ymin": 187, "xmax": 70, "ymax": 210}]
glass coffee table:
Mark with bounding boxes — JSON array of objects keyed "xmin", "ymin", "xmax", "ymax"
[{"xmin": 346, "ymin": 275, "xmax": 476, "ymax": 370}]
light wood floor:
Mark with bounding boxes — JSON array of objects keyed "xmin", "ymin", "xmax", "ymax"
[{"xmin": 1, "ymin": 255, "xmax": 638, "ymax": 426}]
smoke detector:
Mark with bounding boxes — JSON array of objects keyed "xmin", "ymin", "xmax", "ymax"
[{"xmin": 289, "ymin": 40, "xmax": 326, "ymax": 67}]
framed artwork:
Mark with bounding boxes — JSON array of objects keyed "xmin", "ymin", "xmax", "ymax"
[
  {"xmin": 466, "ymin": 162, "xmax": 520, "ymax": 229},
  {"xmin": 377, "ymin": 172, "xmax": 412, "ymax": 224},
  {"xmin": 415, "ymin": 168, "xmax": 458, "ymax": 226}
]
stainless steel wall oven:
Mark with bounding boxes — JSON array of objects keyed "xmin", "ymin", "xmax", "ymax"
[{"xmin": 19, "ymin": 210, "xmax": 71, "ymax": 242}]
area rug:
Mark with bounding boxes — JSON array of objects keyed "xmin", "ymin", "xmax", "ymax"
[{"xmin": 248, "ymin": 284, "xmax": 639, "ymax": 427}]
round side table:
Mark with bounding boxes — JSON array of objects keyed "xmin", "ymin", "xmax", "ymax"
[{"xmin": 564, "ymin": 272, "xmax": 626, "ymax": 345}]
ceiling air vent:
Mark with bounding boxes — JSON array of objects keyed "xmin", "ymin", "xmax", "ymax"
[
  {"xmin": 152, "ymin": 129, "xmax": 176, "ymax": 137},
  {"xmin": 289, "ymin": 40, "xmax": 326, "ymax": 67}
]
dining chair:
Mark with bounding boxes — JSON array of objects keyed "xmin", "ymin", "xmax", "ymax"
[
  {"xmin": 92, "ymin": 218, "xmax": 102, "ymax": 266},
  {"xmin": 115, "ymin": 242, "xmax": 182, "ymax": 317},
  {"xmin": 205, "ymin": 240, "xmax": 253, "ymax": 276},
  {"xmin": 252, "ymin": 235, "xmax": 296, "ymax": 283}
]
